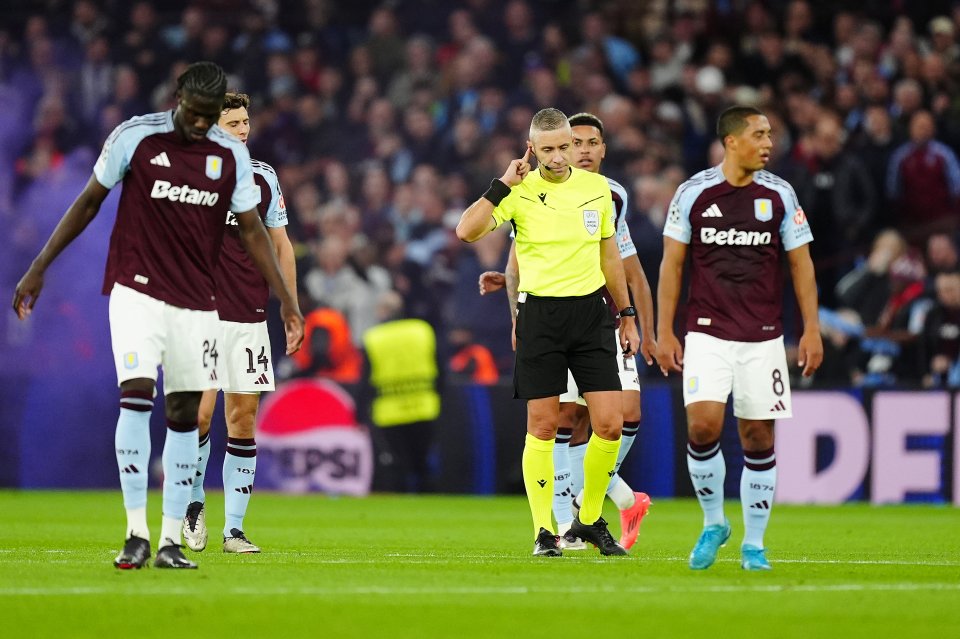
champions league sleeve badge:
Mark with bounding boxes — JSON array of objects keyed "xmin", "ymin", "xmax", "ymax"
[
  {"xmin": 583, "ymin": 209, "xmax": 599, "ymax": 235},
  {"xmin": 205, "ymin": 155, "xmax": 223, "ymax": 180},
  {"xmin": 754, "ymin": 198, "xmax": 773, "ymax": 222}
]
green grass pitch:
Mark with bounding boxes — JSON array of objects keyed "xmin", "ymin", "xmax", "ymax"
[{"xmin": 0, "ymin": 491, "xmax": 957, "ymax": 638}]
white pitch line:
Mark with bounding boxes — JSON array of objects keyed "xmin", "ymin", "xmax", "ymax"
[
  {"xmin": 1, "ymin": 583, "xmax": 959, "ymax": 597},
  {"xmin": 3, "ymin": 554, "xmax": 959, "ymax": 567}
]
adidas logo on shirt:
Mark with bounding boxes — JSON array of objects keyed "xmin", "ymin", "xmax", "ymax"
[
  {"xmin": 701, "ymin": 203, "xmax": 723, "ymax": 217},
  {"xmin": 254, "ymin": 373, "xmax": 270, "ymax": 385},
  {"xmin": 149, "ymin": 152, "xmax": 171, "ymax": 167}
]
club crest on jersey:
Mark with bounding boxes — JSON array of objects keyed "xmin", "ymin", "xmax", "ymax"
[
  {"xmin": 583, "ymin": 209, "xmax": 599, "ymax": 235},
  {"xmin": 123, "ymin": 352, "xmax": 139, "ymax": 369},
  {"xmin": 754, "ymin": 198, "xmax": 773, "ymax": 222},
  {"xmin": 205, "ymin": 155, "xmax": 223, "ymax": 180}
]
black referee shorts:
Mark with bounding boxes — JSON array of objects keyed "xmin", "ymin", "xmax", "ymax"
[{"xmin": 513, "ymin": 288, "xmax": 620, "ymax": 400}]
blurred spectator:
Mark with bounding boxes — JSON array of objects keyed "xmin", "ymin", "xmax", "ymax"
[
  {"xmin": 887, "ymin": 110, "xmax": 960, "ymax": 244},
  {"xmin": 364, "ymin": 5, "xmax": 405, "ymax": 86},
  {"xmin": 76, "ymin": 35, "xmax": 114, "ymax": 133},
  {"xmin": 852, "ymin": 104, "xmax": 898, "ymax": 227},
  {"xmin": 387, "ymin": 35, "xmax": 439, "ymax": 110},
  {"xmin": 578, "ymin": 11, "xmax": 640, "ymax": 89},
  {"xmin": 362, "ymin": 289, "xmax": 440, "ymax": 492},
  {"xmin": 117, "ymin": 1, "xmax": 169, "ymax": 100},
  {"xmin": 496, "ymin": 0, "xmax": 540, "ymax": 89},
  {"xmin": 793, "ymin": 111, "xmax": 877, "ymax": 306},
  {"xmin": 69, "ymin": 0, "xmax": 110, "ymax": 50},
  {"xmin": 924, "ymin": 232, "xmax": 960, "ymax": 280},
  {"xmin": 835, "ymin": 229, "xmax": 910, "ymax": 327},
  {"xmin": 288, "ymin": 302, "xmax": 362, "ymax": 383},
  {"xmin": 921, "ymin": 272, "xmax": 960, "ymax": 387},
  {"xmin": 448, "ymin": 326, "xmax": 499, "ymax": 384}
]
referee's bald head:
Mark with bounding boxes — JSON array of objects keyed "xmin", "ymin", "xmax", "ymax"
[{"xmin": 530, "ymin": 108, "xmax": 570, "ymax": 141}]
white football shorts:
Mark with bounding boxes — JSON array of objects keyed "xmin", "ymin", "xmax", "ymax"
[
  {"xmin": 218, "ymin": 319, "xmax": 275, "ymax": 393},
  {"xmin": 682, "ymin": 331, "xmax": 792, "ymax": 419},
  {"xmin": 109, "ymin": 283, "xmax": 222, "ymax": 394},
  {"xmin": 561, "ymin": 328, "xmax": 641, "ymax": 405}
]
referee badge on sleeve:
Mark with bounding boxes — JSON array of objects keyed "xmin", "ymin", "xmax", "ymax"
[{"xmin": 583, "ymin": 209, "xmax": 599, "ymax": 235}]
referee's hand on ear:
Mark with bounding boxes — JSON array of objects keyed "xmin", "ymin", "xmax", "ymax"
[{"xmin": 499, "ymin": 145, "xmax": 532, "ymax": 187}]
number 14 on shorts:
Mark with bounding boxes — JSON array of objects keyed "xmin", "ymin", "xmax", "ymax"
[{"xmin": 246, "ymin": 346, "xmax": 269, "ymax": 373}]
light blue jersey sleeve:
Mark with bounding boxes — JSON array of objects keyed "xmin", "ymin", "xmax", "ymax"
[
  {"xmin": 93, "ymin": 112, "xmax": 172, "ymax": 189},
  {"xmin": 662, "ymin": 167, "xmax": 724, "ymax": 243},
  {"xmin": 663, "ymin": 183, "xmax": 696, "ymax": 244},
  {"xmin": 207, "ymin": 126, "xmax": 260, "ymax": 213},
  {"xmin": 252, "ymin": 161, "xmax": 288, "ymax": 228},
  {"xmin": 757, "ymin": 172, "xmax": 813, "ymax": 251},
  {"xmin": 608, "ymin": 178, "xmax": 637, "ymax": 259}
]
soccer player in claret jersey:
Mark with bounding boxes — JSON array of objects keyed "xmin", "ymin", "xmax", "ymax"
[
  {"xmin": 181, "ymin": 92, "xmax": 297, "ymax": 555},
  {"xmin": 656, "ymin": 105, "xmax": 823, "ymax": 571},
  {"xmin": 12, "ymin": 62, "xmax": 304, "ymax": 570},
  {"xmin": 479, "ymin": 113, "xmax": 655, "ymax": 551}
]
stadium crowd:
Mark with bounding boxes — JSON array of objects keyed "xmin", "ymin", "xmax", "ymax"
[{"xmin": 4, "ymin": 0, "xmax": 960, "ymax": 388}]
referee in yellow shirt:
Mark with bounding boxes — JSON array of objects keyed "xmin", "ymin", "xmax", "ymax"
[{"xmin": 456, "ymin": 108, "xmax": 640, "ymax": 557}]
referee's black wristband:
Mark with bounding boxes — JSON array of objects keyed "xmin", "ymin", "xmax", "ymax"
[
  {"xmin": 617, "ymin": 306, "xmax": 637, "ymax": 319},
  {"xmin": 482, "ymin": 179, "xmax": 511, "ymax": 207}
]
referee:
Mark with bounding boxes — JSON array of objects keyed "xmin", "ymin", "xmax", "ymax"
[{"xmin": 456, "ymin": 108, "xmax": 640, "ymax": 557}]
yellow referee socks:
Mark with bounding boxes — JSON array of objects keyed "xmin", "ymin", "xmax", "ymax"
[
  {"xmin": 579, "ymin": 434, "xmax": 621, "ymax": 525},
  {"xmin": 522, "ymin": 433, "xmax": 555, "ymax": 537}
]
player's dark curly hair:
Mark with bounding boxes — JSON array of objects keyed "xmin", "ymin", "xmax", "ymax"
[
  {"xmin": 717, "ymin": 105, "xmax": 765, "ymax": 144},
  {"xmin": 568, "ymin": 112, "xmax": 604, "ymax": 136},
  {"xmin": 222, "ymin": 92, "xmax": 251, "ymax": 111},
  {"xmin": 176, "ymin": 61, "xmax": 228, "ymax": 100}
]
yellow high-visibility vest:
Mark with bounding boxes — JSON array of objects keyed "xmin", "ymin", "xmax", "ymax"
[{"xmin": 363, "ymin": 319, "xmax": 440, "ymax": 427}]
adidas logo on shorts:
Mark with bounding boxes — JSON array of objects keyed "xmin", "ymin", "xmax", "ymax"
[{"xmin": 254, "ymin": 373, "xmax": 270, "ymax": 385}]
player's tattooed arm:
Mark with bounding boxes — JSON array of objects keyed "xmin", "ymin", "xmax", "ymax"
[{"xmin": 505, "ymin": 242, "xmax": 520, "ymax": 352}]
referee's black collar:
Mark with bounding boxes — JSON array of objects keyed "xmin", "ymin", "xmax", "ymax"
[{"xmin": 537, "ymin": 165, "xmax": 573, "ymax": 183}]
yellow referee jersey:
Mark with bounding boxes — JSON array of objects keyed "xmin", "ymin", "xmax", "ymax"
[{"xmin": 492, "ymin": 166, "xmax": 614, "ymax": 297}]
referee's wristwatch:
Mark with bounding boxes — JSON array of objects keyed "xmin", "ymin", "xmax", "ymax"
[{"xmin": 616, "ymin": 306, "xmax": 637, "ymax": 319}]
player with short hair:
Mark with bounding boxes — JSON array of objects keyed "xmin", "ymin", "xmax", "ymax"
[
  {"xmin": 457, "ymin": 107, "xmax": 640, "ymax": 557},
  {"xmin": 479, "ymin": 112, "xmax": 654, "ymax": 551},
  {"xmin": 12, "ymin": 62, "xmax": 304, "ymax": 570},
  {"xmin": 181, "ymin": 92, "xmax": 297, "ymax": 555},
  {"xmin": 656, "ymin": 105, "xmax": 823, "ymax": 571}
]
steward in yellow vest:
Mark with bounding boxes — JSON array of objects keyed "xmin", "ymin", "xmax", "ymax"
[{"xmin": 363, "ymin": 315, "xmax": 441, "ymax": 492}]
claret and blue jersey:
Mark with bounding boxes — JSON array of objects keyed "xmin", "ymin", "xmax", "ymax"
[
  {"xmin": 215, "ymin": 158, "xmax": 288, "ymax": 324},
  {"xmin": 663, "ymin": 165, "xmax": 814, "ymax": 342},
  {"xmin": 94, "ymin": 110, "xmax": 260, "ymax": 312}
]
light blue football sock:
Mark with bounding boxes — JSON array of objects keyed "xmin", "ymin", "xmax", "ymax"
[
  {"xmin": 161, "ymin": 424, "xmax": 198, "ymax": 526},
  {"xmin": 116, "ymin": 392, "xmax": 154, "ymax": 539},
  {"xmin": 223, "ymin": 438, "xmax": 257, "ymax": 535},
  {"xmin": 552, "ymin": 430, "xmax": 573, "ymax": 527},
  {"xmin": 190, "ymin": 431, "xmax": 211, "ymax": 504}
]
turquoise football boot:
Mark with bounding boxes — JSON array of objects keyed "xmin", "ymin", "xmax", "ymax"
[
  {"xmin": 689, "ymin": 518, "xmax": 732, "ymax": 570},
  {"xmin": 740, "ymin": 544, "xmax": 772, "ymax": 571}
]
